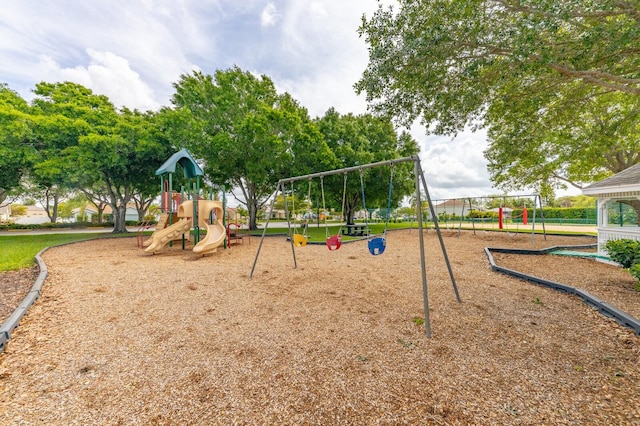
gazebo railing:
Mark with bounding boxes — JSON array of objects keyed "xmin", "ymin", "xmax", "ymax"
[{"xmin": 596, "ymin": 226, "xmax": 640, "ymax": 259}]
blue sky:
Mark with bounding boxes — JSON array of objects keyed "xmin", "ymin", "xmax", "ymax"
[{"xmin": 0, "ymin": 0, "xmax": 546, "ymax": 201}]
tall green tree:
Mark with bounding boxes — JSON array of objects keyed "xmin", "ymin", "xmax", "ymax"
[
  {"xmin": 24, "ymin": 113, "xmax": 81, "ymax": 222},
  {"xmin": 315, "ymin": 108, "xmax": 419, "ymax": 225},
  {"xmin": 69, "ymin": 108, "xmax": 173, "ymax": 233},
  {"xmin": 27, "ymin": 82, "xmax": 115, "ymax": 222},
  {"xmin": 169, "ymin": 66, "xmax": 333, "ymax": 230},
  {"xmin": 356, "ymin": 0, "xmax": 640, "ymax": 193},
  {"xmin": 27, "ymin": 82, "xmax": 171, "ymax": 232},
  {"xmin": 0, "ymin": 84, "xmax": 31, "ymax": 205},
  {"xmin": 124, "ymin": 109, "xmax": 174, "ymax": 222},
  {"xmin": 485, "ymin": 82, "xmax": 640, "ymax": 192}
]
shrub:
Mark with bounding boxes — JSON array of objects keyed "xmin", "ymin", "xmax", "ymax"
[
  {"xmin": 605, "ymin": 239, "xmax": 640, "ymax": 291},
  {"xmin": 604, "ymin": 239, "xmax": 640, "ymax": 269},
  {"xmin": 629, "ymin": 264, "xmax": 640, "ymax": 283}
]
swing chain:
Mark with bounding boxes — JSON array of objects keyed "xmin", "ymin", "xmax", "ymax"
[
  {"xmin": 339, "ymin": 172, "xmax": 347, "ymax": 234},
  {"xmin": 320, "ymin": 175, "xmax": 328, "ymax": 238},
  {"xmin": 359, "ymin": 168, "xmax": 368, "ymax": 232},
  {"xmin": 384, "ymin": 164, "xmax": 395, "ymax": 233}
]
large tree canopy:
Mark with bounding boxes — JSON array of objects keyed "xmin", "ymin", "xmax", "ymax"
[
  {"xmin": 485, "ymin": 87, "xmax": 640, "ymax": 195},
  {"xmin": 68, "ymin": 107, "xmax": 173, "ymax": 232},
  {"xmin": 315, "ymin": 108, "xmax": 420, "ymax": 224},
  {"xmin": 356, "ymin": 0, "xmax": 640, "ymax": 192},
  {"xmin": 168, "ymin": 66, "xmax": 334, "ymax": 230},
  {"xmin": 24, "ymin": 82, "xmax": 103, "ymax": 222},
  {"xmin": 23, "ymin": 82, "xmax": 172, "ymax": 232},
  {"xmin": 0, "ymin": 84, "xmax": 31, "ymax": 205}
]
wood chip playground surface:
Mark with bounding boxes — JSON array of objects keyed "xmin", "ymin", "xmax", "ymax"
[{"xmin": 1, "ymin": 230, "xmax": 639, "ymax": 425}]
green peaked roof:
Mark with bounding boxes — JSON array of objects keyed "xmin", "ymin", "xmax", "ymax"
[{"xmin": 155, "ymin": 148, "xmax": 204, "ymax": 178}]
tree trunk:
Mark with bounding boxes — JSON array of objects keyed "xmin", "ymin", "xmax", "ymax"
[
  {"xmin": 345, "ymin": 193, "xmax": 360, "ymax": 226},
  {"xmin": 51, "ymin": 192, "xmax": 59, "ymax": 223},
  {"xmin": 80, "ymin": 189, "xmax": 108, "ymax": 224},
  {"xmin": 132, "ymin": 194, "xmax": 154, "ymax": 222},
  {"xmin": 97, "ymin": 206, "xmax": 104, "ymax": 224},
  {"xmin": 111, "ymin": 203, "xmax": 128, "ymax": 233},
  {"xmin": 248, "ymin": 199, "xmax": 259, "ymax": 230},
  {"xmin": 346, "ymin": 207, "xmax": 355, "ymax": 225},
  {"xmin": 242, "ymin": 181, "xmax": 261, "ymax": 231},
  {"xmin": 41, "ymin": 189, "xmax": 60, "ymax": 223}
]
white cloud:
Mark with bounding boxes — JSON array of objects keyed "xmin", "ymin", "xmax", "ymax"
[
  {"xmin": 270, "ymin": 1, "xmax": 378, "ymax": 116},
  {"xmin": 36, "ymin": 49, "xmax": 161, "ymax": 111},
  {"xmin": 261, "ymin": 3, "xmax": 280, "ymax": 27},
  {"xmin": 412, "ymin": 126, "xmax": 495, "ymax": 200},
  {"xmin": 0, "ymin": 0, "xmax": 511, "ymax": 199}
]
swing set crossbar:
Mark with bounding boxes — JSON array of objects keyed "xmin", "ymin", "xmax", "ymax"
[{"xmin": 277, "ymin": 156, "xmax": 418, "ymax": 184}]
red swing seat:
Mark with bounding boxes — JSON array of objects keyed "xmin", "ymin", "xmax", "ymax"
[{"xmin": 326, "ymin": 234, "xmax": 342, "ymax": 251}]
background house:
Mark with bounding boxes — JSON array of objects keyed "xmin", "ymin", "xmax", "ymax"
[
  {"xmin": 432, "ymin": 199, "xmax": 484, "ymax": 219},
  {"xmin": 0, "ymin": 204, "xmax": 10, "ymax": 222},
  {"xmin": 13, "ymin": 205, "xmax": 50, "ymax": 225},
  {"xmin": 71, "ymin": 204, "xmax": 139, "ymax": 223}
]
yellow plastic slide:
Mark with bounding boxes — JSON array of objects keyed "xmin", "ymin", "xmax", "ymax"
[
  {"xmin": 143, "ymin": 218, "xmax": 191, "ymax": 254},
  {"xmin": 193, "ymin": 221, "xmax": 226, "ymax": 255},
  {"xmin": 193, "ymin": 200, "xmax": 226, "ymax": 255}
]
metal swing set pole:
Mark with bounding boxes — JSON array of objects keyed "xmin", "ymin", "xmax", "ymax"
[
  {"xmin": 249, "ymin": 182, "xmax": 298, "ymax": 278},
  {"xmin": 249, "ymin": 155, "xmax": 460, "ymax": 337}
]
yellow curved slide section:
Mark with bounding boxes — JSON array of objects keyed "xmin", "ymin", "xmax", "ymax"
[
  {"xmin": 193, "ymin": 221, "xmax": 226, "ymax": 255},
  {"xmin": 144, "ymin": 218, "xmax": 191, "ymax": 254}
]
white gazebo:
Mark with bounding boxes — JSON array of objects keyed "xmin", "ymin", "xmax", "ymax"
[{"xmin": 582, "ymin": 164, "xmax": 640, "ymax": 260}]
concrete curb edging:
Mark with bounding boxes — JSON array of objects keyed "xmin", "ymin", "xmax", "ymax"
[
  {"xmin": 0, "ymin": 248, "xmax": 49, "ymax": 354},
  {"xmin": 484, "ymin": 245, "xmax": 640, "ymax": 334}
]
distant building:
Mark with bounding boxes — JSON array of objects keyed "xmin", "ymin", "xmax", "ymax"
[
  {"xmin": 71, "ymin": 204, "xmax": 139, "ymax": 222},
  {"xmin": 432, "ymin": 199, "xmax": 484, "ymax": 218},
  {"xmin": 0, "ymin": 204, "xmax": 10, "ymax": 222},
  {"xmin": 13, "ymin": 205, "xmax": 50, "ymax": 225}
]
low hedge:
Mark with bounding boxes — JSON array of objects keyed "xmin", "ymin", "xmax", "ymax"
[
  {"xmin": 605, "ymin": 239, "xmax": 640, "ymax": 290},
  {"xmin": 0, "ymin": 220, "xmax": 154, "ymax": 231}
]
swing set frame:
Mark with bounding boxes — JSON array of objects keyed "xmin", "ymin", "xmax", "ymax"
[
  {"xmin": 250, "ymin": 155, "xmax": 461, "ymax": 337},
  {"xmin": 430, "ymin": 194, "xmax": 546, "ymax": 243}
]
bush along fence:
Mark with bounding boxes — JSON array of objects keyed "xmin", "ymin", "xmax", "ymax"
[
  {"xmin": 605, "ymin": 239, "xmax": 640, "ymax": 291},
  {"xmin": 432, "ymin": 207, "xmax": 597, "ymax": 225}
]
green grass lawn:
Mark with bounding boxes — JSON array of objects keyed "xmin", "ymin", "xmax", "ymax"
[
  {"xmin": 0, "ymin": 233, "xmax": 125, "ymax": 272},
  {"xmin": 1, "ymin": 221, "xmax": 589, "ymax": 273}
]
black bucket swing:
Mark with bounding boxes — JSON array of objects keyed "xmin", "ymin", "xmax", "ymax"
[
  {"xmin": 321, "ymin": 174, "xmax": 346, "ymax": 251},
  {"xmin": 291, "ymin": 181, "xmax": 309, "ymax": 247},
  {"xmin": 360, "ymin": 166, "xmax": 394, "ymax": 256}
]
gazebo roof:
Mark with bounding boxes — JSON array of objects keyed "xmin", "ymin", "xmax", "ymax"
[
  {"xmin": 582, "ymin": 163, "xmax": 640, "ymax": 196},
  {"xmin": 155, "ymin": 148, "xmax": 204, "ymax": 179}
]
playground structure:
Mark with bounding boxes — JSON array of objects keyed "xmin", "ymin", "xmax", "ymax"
[
  {"xmin": 142, "ymin": 148, "xmax": 247, "ymax": 255},
  {"xmin": 251, "ymin": 155, "xmax": 462, "ymax": 337},
  {"xmin": 144, "ymin": 199, "xmax": 226, "ymax": 255}
]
